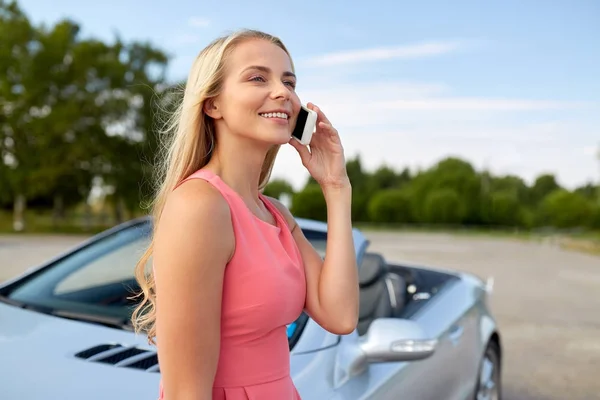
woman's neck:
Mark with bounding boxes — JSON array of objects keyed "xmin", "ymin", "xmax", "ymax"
[{"xmin": 204, "ymin": 137, "xmax": 270, "ymax": 202}]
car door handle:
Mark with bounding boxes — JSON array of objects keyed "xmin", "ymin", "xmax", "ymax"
[{"xmin": 448, "ymin": 325, "xmax": 464, "ymax": 345}]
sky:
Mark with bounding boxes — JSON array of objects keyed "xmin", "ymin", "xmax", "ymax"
[{"xmin": 17, "ymin": 0, "xmax": 600, "ymax": 190}]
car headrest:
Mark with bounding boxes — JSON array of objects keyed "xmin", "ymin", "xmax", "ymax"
[{"xmin": 359, "ymin": 252, "xmax": 386, "ymax": 288}]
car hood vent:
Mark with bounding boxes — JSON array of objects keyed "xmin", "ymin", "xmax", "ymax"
[{"xmin": 74, "ymin": 344, "xmax": 159, "ymax": 373}]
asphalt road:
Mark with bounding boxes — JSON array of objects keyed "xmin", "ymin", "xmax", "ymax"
[{"xmin": 1, "ymin": 232, "xmax": 599, "ymax": 400}]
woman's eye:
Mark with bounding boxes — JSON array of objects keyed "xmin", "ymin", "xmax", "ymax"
[
  {"xmin": 284, "ymin": 80, "xmax": 296, "ymax": 89},
  {"xmin": 250, "ymin": 75, "xmax": 266, "ymax": 82}
]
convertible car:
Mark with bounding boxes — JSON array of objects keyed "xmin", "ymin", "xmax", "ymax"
[{"xmin": 0, "ymin": 216, "xmax": 501, "ymax": 400}]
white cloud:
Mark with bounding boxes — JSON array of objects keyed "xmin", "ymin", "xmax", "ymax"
[
  {"xmin": 172, "ymin": 33, "xmax": 202, "ymax": 46},
  {"xmin": 188, "ymin": 16, "xmax": 210, "ymax": 28},
  {"xmin": 301, "ymin": 40, "xmax": 467, "ymax": 67},
  {"xmin": 294, "ymin": 82, "xmax": 595, "ymax": 131},
  {"xmin": 583, "ymin": 145, "xmax": 599, "ymax": 157},
  {"xmin": 376, "ymin": 98, "xmax": 594, "ymax": 111},
  {"xmin": 298, "ymin": 81, "xmax": 448, "ymax": 102}
]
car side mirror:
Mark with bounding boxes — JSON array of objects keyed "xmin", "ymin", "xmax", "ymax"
[
  {"xmin": 360, "ymin": 318, "xmax": 437, "ymax": 363},
  {"xmin": 333, "ymin": 318, "xmax": 438, "ymax": 389}
]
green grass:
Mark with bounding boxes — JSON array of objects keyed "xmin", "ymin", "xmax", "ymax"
[
  {"xmin": 2, "ymin": 211, "xmax": 598, "ymax": 256},
  {"xmin": 0, "ymin": 210, "xmax": 117, "ymax": 235},
  {"xmin": 558, "ymin": 236, "xmax": 600, "ymax": 255},
  {"xmin": 356, "ymin": 222, "xmax": 533, "ymax": 238}
]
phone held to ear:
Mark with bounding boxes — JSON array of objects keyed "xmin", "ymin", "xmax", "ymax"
[{"xmin": 291, "ymin": 104, "xmax": 317, "ymax": 146}]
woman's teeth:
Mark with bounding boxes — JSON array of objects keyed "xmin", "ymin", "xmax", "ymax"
[{"xmin": 260, "ymin": 112, "xmax": 288, "ymax": 119}]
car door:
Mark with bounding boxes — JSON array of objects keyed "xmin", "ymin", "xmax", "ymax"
[
  {"xmin": 327, "ymin": 277, "xmax": 479, "ymax": 400},
  {"xmin": 387, "ymin": 278, "xmax": 481, "ymax": 400}
]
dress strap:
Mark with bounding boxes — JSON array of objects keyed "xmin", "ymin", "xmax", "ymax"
[
  {"xmin": 175, "ymin": 169, "xmax": 292, "ymax": 235},
  {"xmin": 174, "ymin": 168, "xmax": 237, "ymax": 201}
]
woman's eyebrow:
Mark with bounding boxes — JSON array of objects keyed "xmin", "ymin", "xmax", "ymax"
[{"xmin": 241, "ymin": 65, "xmax": 296, "ymax": 79}]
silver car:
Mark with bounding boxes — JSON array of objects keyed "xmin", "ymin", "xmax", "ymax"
[{"xmin": 0, "ymin": 217, "xmax": 501, "ymax": 400}]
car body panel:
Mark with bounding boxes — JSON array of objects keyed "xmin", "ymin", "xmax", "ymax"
[
  {"xmin": 291, "ymin": 318, "xmax": 339, "ymax": 354},
  {"xmin": 291, "ymin": 347, "xmax": 338, "ymax": 399},
  {"xmin": 0, "ymin": 303, "xmax": 160, "ymax": 400},
  {"xmin": 320, "ymin": 276, "xmax": 490, "ymax": 400}
]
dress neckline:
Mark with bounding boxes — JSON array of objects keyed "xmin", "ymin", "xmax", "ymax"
[{"xmin": 199, "ymin": 169, "xmax": 282, "ymax": 233}]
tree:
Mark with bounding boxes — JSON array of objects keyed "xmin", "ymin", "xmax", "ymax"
[
  {"xmin": 345, "ymin": 155, "xmax": 371, "ymax": 221},
  {"xmin": 0, "ymin": 3, "xmax": 170, "ymax": 230},
  {"xmin": 101, "ymin": 40, "xmax": 169, "ymax": 220},
  {"xmin": 367, "ymin": 189, "xmax": 413, "ymax": 224},
  {"xmin": 422, "ymin": 188, "xmax": 464, "ymax": 225},
  {"xmin": 590, "ymin": 206, "xmax": 600, "ymax": 229},
  {"xmin": 263, "ymin": 178, "xmax": 294, "ymax": 199},
  {"xmin": 536, "ymin": 190, "xmax": 594, "ymax": 229},
  {"xmin": 488, "ymin": 191, "xmax": 527, "ymax": 227},
  {"xmin": 531, "ymin": 174, "xmax": 561, "ymax": 205},
  {"xmin": 407, "ymin": 157, "xmax": 478, "ymax": 224},
  {"xmin": 369, "ymin": 165, "xmax": 402, "ymax": 190},
  {"xmin": 574, "ymin": 182, "xmax": 598, "ymax": 201},
  {"xmin": 290, "ymin": 184, "xmax": 327, "ymax": 222},
  {"xmin": 490, "ymin": 175, "xmax": 531, "ymax": 205},
  {"xmin": 0, "ymin": 0, "xmax": 41, "ymax": 229}
]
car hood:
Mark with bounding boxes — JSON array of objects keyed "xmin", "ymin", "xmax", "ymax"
[
  {"xmin": 0, "ymin": 302, "xmax": 333, "ymax": 400},
  {"xmin": 0, "ymin": 302, "xmax": 162, "ymax": 400}
]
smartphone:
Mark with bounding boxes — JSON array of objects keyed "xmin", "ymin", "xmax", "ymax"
[{"xmin": 291, "ymin": 104, "xmax": 318, "ymax": 146}]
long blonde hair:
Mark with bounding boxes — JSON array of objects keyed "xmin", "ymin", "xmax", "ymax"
[{"xmin": 131, "ymin": 29, "xmax": 293, "ymax": 344}]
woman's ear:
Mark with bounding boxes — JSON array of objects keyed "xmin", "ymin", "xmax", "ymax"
[{"xmin": 203, "ymin": 98, "xmax": 222, "ymax": 119}]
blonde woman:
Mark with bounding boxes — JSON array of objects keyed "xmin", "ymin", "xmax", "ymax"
[{"xmin": 132, "ymin": 29, "xmax": 359, "ymax": 400}]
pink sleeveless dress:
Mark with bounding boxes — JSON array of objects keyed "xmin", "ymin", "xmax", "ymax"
[{"xmin": 157, "ymin": 169, "xmax": 306, "ymax": 399}]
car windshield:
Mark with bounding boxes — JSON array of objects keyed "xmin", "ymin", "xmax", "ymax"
[{"xmin": 2, "ymin": 220, "xmax": 327, "ymax": 343}]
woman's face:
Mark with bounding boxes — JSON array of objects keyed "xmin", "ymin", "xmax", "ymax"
[{"xmin": 210, "ymin": 38, "xmax": 302, "ymax": 146}]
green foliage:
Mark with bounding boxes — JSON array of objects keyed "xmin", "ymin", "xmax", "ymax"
[
  {"xmin": 591, "ymin": 206, "xmax": 600, "ymax": 230},
  {"xmin": 422, "ymin": 188, "xmax": 464, "ymax": 224},
  {"xmin": 490, "ymin": 175, "xmax": 531, "ymax": 205},
  {"xmin": 263, "ymin": 179, "xmax": 294, "ymax": 199},
  {"xmin": 0, "ymin": 1, "xmax": 169, "ymax": 227},
  {"xmin": 488, "ymin": 191, "xmax": 527, "ymax": 228},
  {"xmin": 407, "ymin": 158, "xmax": 478, "ymax": 223},
  {"xmin": 284, "ymin": 155, "xmax": 598, "ymax": 234},
  {"xmin": 530, "ymin": 174, "xmax": 560, "ymax": 205},
  {"xmin": 367, "ymin": 189, "xmax": 412, "ymax": 224},
  {"xmin": 290, "ymin": 184, "xmax": 327, "ymax": 222},
  {"xmin": 536, "ymin": 190, "xmax": 596, "ymax": 229}
]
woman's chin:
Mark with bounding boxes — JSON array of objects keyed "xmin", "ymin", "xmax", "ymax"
[
  {"xmin": 262, "ymin": 131, "xmax": 293, "ymax": 146},
  {"xmin": 239, "ymin": 127, "xmax": 292, "ymax": 147}
]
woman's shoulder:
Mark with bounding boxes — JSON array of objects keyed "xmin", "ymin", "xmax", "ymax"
[
  {"xmin": 169, "ymin": 177, "xmax": 230, "ymax": 219},
  {"xmin": 155, "ymin": 179, "xmax": 235, "ymax": 264},
  {"xmin": 160, "ymin": 178, "xmax": 233, "ymax": 238}
]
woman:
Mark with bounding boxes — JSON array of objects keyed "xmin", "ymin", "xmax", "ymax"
[{"xmin": 132, "ymin": 29, "xmax": 359, "ymax": 400}]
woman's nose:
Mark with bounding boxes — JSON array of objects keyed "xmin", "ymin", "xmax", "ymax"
[{"xmin": 271, "ymin": 81, "xmax": 291, "ymax": 100}]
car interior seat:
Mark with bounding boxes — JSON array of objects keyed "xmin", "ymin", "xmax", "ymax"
[{"xmin": 357, "ymin": 252, "xmax": 407, "ymax": 336}]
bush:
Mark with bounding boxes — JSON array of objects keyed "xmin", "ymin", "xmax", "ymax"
[
  {"xmin": 290, "ymin": 184, "xmax": 327, "ymax": 222},
  {"xmin": 367, "ymin": 189, "xmax": 413, "ymax": 224},
  {"xmin": 263, "ymin": 179, "xmax": 294, "ymax": 199},
  {"xmin": 590, "ymin": 205, "xmax": 600, "ymax": 229},
  {"xmin": 489, "ymin": 191, "xmax": 527, "ymax": 227},
  {"xmin": 422, "ymin": 189, "xmax": 464, "ymax": 225},
  {"xmin": 536, "ymin": 190, "xmax": 595, "ymax": 228}
]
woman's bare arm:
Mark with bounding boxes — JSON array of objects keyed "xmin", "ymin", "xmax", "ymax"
[
  {"xmin": 286, "ymin": 103, "xmax": 359, "ymax": 335},
  {"xmin": 266, "ymin": 190, "xmax": 358, "ymax": 335},
  {"xmin": 153, "ymin": 181, "xmax": 234, "ymax": 400}
]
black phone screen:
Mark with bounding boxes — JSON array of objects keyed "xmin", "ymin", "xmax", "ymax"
[{"xmin": 292, "ymin": 107, "xmax": 309, "ymax": 140}]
